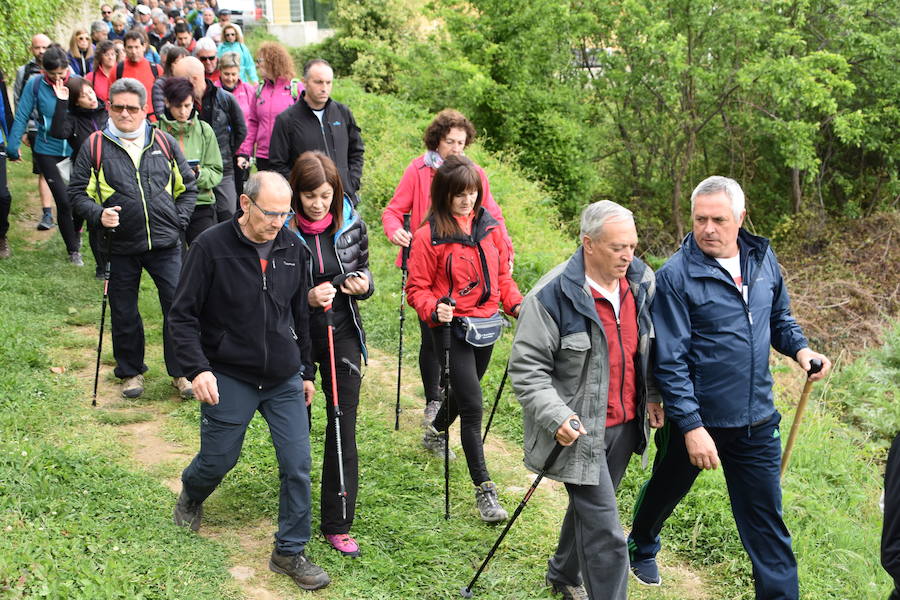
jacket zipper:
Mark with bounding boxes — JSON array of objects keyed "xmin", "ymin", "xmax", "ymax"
[
  {"xmin": 260, "ymin": 252, "xmax": 269, "ymax": 388},
  {"xmin": 615, "ymin": 314, "xmax": 627, "ymax": 423},
  {"xmin": 319, "ymin": 120, "xmax": 330, "ymax": 157}
]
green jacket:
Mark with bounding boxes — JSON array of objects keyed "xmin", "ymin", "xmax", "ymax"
[{"xmin": 158, "ymin": 113, "xmax": 222, "ymax": 206}]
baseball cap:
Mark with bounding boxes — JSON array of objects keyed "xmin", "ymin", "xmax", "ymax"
[
  {"xmin": 218, "ymin": 8, "xmax": 231, "ymax": 15},
  {"xmin": 136, "ymin": 5, "xmax": 151, "ymax": 15}
]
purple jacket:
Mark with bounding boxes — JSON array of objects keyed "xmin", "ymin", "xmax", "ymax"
[
  {"xmin": 216, "ymin": 79, "xmax": 256, "ymax": 128},
  {"xmin": 237, "ymin": 77, "xmax": 301, "ymax": 160}
]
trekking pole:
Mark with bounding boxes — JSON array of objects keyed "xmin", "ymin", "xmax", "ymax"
[
  {"xmin": 482, "ymin": 362, "xmax": 508, "ymax": 444},
  {"xmin": 460, "ymin": 420, "xmax": 581, "ymax": 598},
  {"xmin": 439, "ymin": 295, "xmax": 456, "ymax": 520},
  {"xmin": 92, "ymin": 232, "xmax": 113, "ymax": 407},
  {"xmin": 324, "ymin": 300, "xmax": 349, "ymax": 519},
  {"xmin": 395, "ymin": 213, "xmax": 411, "ymax": 431},
  {"xmin": 780, "ymin": 358, "xmax": 824, "ymax": 478}
]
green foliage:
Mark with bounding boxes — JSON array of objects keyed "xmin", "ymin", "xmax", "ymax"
[{"xmin": 0, "ymin": 0, "xmax": 71, "ymax": 74}]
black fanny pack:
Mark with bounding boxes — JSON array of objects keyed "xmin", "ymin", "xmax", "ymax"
[{"xmin": 455, "ymin": 313, "xmax": 508, "ymax": 347}]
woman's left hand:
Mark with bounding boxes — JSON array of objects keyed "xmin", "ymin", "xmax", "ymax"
[
  {"xmin": 53, "ymin": 78, "xmax": 69, "ymax": 100},
  {"xmin": 340, "ymin": 273, "xmax": 369, "ymax": 296}
]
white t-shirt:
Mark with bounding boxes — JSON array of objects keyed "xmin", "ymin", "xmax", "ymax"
[
  {"xmin": 311, "ymin": 107, "xmax": 325, "ymax": 125},
  {"xmin": 586, "ymin": 275, "xmax": 620, "ymax": 317},
  {"xmin": 715, "ymin": 254, "xmax": 742, "ymax": 287}
]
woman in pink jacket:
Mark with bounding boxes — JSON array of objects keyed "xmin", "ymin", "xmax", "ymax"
[
  {"xmin": 217, "ymin": 51, "xmax": 256, "ymax": 196},
  {"xmin": 236, "ymin": 42, "xmax": 302, "ymax": 172},
  {"xmin": 381, "ymin": 109, "xmax": 514, "ymax": 425}
]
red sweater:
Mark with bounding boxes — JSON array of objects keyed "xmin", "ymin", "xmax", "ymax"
[
  {"xmin": 591, "ymin": 280, "xmax": 638, "ymax": 427},
  {"xmin": 111, "ymin": 59, "xmax": 159, "ymax": 121}
]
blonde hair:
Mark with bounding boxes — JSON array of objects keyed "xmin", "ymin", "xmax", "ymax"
[
  {"xmin": 219, "ymin": 51, "xmax": 241, "ymax": 70},
  {"xmin": 69, "ymin": 28, "xmax": 95, "ymax": 58},
  {"xmin": 221, "ymin": 23, "xmax": 243, "ymax": 44}
]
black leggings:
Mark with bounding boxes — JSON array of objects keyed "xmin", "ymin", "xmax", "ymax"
[
  {"xmin": 33, "ymin": 152, "xmax": 82, "ymax": 254},
  {"xmin": 418, "ymin": 319, "xmax": 442, "ymax": 405},
  {"xmin": 429, "ymin": 326, "xmax": 493, "ymax": 486}
]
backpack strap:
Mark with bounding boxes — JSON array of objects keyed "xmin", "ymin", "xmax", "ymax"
[
  {"xmin": 115, "ymin": 61, "xmax": 124, "ymax": 80},
  {"xmin": 150, "ymin": 63, "xmax": 161, "ymax": 80},
  {"xmin": 153, "ymin": 129, "xmax": 177, "ymax": 199},
  {"xmin": 87, "ymin": 130, "xmax": 104, "ymax": 205}
]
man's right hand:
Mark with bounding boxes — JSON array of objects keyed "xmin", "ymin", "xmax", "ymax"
[
  {"xmin": 684, "ymin": 427, "xmax": 719, "ymax": 470},
  {"xmin": 555, "ymin": 414, "xmax": 587, "ymax": 446},
  {"xmin": 100, "ymin": 206, "xmax": 121, "ymax": 228},
  {"xmin": 192, "ymin": 371, "xmax": 219, "ymax": 405},
  {"xmin": 390, "ymin": 228, "xmax": 412, "ymax": 248}
]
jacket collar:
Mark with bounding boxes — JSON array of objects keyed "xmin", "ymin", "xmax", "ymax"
[
  {"xmin": 298, "ymin": 90, "xmax": 332, "ymax": 114},
  {"xmin": 231, "ymin": 211, "xmax": 295, "ymax": 253},
  {"xmin": 560, "ymin": 248, "xmax": 602, "ymax": 328},
  {"xmin": 429, "ymin": 207, "xmax": 498, "ymax": 246},
  {"xmin": 682, "ymin": 229, "xmax": 769, "ymax": 279}
]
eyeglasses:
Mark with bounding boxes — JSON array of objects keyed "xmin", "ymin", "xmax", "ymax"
[
  {"xmin": 102, "ymin": 9, "xmax": 112, "ymax": 14},
  {"xmin": 198, "ymin": 55, "xmax": 216, "ymax": 62},
  {"xmin": 108, "ymin": 103, "xmax": 143, "ymax": 114},
  {"xmin": 249, "ymin": 198, "xmax": 295, "ymax": 221}
]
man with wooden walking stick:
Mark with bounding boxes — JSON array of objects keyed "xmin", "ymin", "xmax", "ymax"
[{"xmin": 627, "ymin": 176, "xmax": 831, "ymax": 599}]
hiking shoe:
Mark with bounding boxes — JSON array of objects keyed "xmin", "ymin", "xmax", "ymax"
[
  {"xmin": 423, "ymin": 400, "xmax": 441, "ymax": 424},
  {"xmin": 269, "ymin": 549, "xmax": 330, "ymax": 591},
  {"xmin": 172, "ymin": 377, "xmax": 194, "ymax": 399},
  {"xmin": 423, "ymin": 424, "xmax": 456, "ymax": 460},
  {"xmin": 37, "ymin": 212, "xmax": 55, "ymax": 230},
  {"xmin": 0, "ymin": 237, "xmax": 10, "ymax": 259},
  {"xmin": 68, "ymin": 251, "xmax": 84, "ymax": 267},
  {"xmin": 475, "ymin": 481, "xmax": 508, "ymax": 523},
  {"xmin": 173, "ymin": 489, "xmax": 203, "ymax": 531},
  {"xmin": 546, "ymin": 574, "xmax": 588, "ymax": 600},
  {"xmin": 630, "ymin": 556, "xmax": 662, "ymax": 586},
  {"xmin": 121, "ymin": 374, "xmax": 144, "ymax": 398},
  {"xmin": 324, "ymin": 533, "xmax": 361, "ymax": 557}
]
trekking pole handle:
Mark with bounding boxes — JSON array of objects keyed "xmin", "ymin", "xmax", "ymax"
[
  {"xmin": 401, "ymin": 214, "xmax": 411, "ymax": 267},
  {"xmin": 323, "ymin": 302, "xmax": 334, "ymax": 327},
  {"xmin": 806, "ymin": 358, "xmax": 823, "ymax": 377}
]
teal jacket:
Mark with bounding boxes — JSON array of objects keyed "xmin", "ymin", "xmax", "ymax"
[
  {"xmin": 217, "ymin": 41, "xmax": 258, "ymax": 83},
  {"xmin": 8, "ymin": 74, "xmax": 71, "ymax": 158}
]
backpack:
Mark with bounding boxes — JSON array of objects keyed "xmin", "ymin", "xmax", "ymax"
[
  {"xmin": 256, "ymin": 78, "xmax": 303, "ymax": 102},
  {"xmin": 85, "ymin": 129, "xmax": 176, "ymax": 205},
  {"xmin": 115, "ymin": 61, "xmax": 161, "ymax": 81}
]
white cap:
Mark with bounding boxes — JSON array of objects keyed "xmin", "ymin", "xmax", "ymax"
[{"xmin": 136, "ymin": 5, "xmax": 151, "ymax": 15}]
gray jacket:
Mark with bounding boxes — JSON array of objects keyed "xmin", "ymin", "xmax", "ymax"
[{"xmin": 509, "ymin": 249, "xmax": 658, "ymax": 485}]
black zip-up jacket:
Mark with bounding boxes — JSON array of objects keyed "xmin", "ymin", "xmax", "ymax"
[
  {"xmin": 168, "ymin": 215, "xmax": 314, "ymax": 387},
  {"xmin": 268, "ymin": 92, "xmax": 364, "ymax": 201},
  {"xmin": 69, "ymin": 124, "xmax": 197, "ymax": 256},
  {"xmin": 198, "ymin": 79, "xmax": 246, "ymax": 175},
  {"xmin": 49, "ymin": 98, "xmax": 108, "ymax": 158}
]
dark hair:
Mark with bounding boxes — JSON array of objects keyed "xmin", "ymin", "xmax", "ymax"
[
  {"xmin": 42, "ymin": 45, "xmax": 69, "ymax": 72},
  {"xmin": 64, "ymin": 76, "xmax": 94, "ymax": 110},
  {"xmin": 427, "ymin": 155, "xmax": 483, "ymax": 238},
  {"xmin": 302, "ymin": 58, "xmax": 331, "ymax": 78},
  {"xmin": 123, "ymin": 29, "xmax": 146, "ymax": 45},
  {"xmin": 289, "ymin": 151, "xmax": 344, "ymax": 235},
  {"xmin": 95, "ymin": 40, "xmax": 116, "ymax": 57},
  {"xmin": 162, "ymin": 76, "xmax": 193, "ymax": 105},
  {"xmin": 423, "ymin": 109, "xmax": 476, "ymax": 152},
  {"xmin": 173, "ymin": 22, "xmax": 191, "ymax": 35},
  {"xmin": 163, "ymin": 45, "xmax": 189, "ymax": 76}
]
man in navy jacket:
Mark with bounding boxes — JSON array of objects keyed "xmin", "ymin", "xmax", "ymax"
[{"xmin": 627, "ymin": 176, "xmax": 831, "ymax": 599}]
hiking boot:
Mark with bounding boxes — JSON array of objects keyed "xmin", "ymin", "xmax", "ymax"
[
  {"xmin": 474, "ymin": 481, "xmax": 508, "ymax": 523},
  {"xmin": 68, "ymin": 251, "xmax": 84, "ymax": 267},
  {"xmin": 269, "ymin": 549, "xmax": 330, "ymax": 591},
  {"xmin": 324, "ymin": 533, "xmax": 361, "ymax": 557},
  {"xmin": 37, "ymin": 212, "xmax": 55, "ymax": 230},
  {"xmin": 172, "ymin": 377, "xmax": 193, "ymax": 399},
  {"xmin": 423, "ymin": 400, "xmax": 441, "ymax": 424},
  {"xmin": 546, "ymin": 574, "xmax": 588, "ymax": 600},
  {"xmin": 630, "ymin": 556, "xmax": 662, "ymax": 586},
  {"xmin": 121, "ymin": 374, "xmax": 144, "ymax": 399},
  {"xmin": 422, "ymin": 424, "xmax": 456, "ymax": 460},
  {"xmin": 173, "ymin": 489, "xmax": 203, "ymax": 531},
  {"xmin": 0, "ymin": 237, "xmax": 10, "ymax": 259}
]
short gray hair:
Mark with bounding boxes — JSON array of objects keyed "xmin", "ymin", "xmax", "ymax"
[
  {"xmin": 193, "ymin": 37, "xmax": 217, "ymax": 56},
  {"xmin": 244, "ymin": 171, "xmax": 292, "ymax": 203},
  {"xmin": 219, "ymin": 51, "xmax": 241, "ymax": 70},
  {"xmin": 91, "ymin": 20, "xmax": 108, "ymax": 34},
  {"xmin": 580, "ymin": 200, "xmax": 634, "ymax": 240},
  {"xmin": 690, "ymin": 176, "xmax": 745, "ymax": 220},
  {"xmin": 109, "ymin": 77, "xmax": 147, "ymax": 108}
]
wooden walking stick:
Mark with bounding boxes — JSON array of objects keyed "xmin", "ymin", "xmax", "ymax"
[{"xmin": 780, "ymin": 358, "xmax": 823, "ymax": 477}]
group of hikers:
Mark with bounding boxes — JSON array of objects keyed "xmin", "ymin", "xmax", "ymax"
[{"xmin": 14, "ymin": 4, "xmax": 900, "ymax": 599}]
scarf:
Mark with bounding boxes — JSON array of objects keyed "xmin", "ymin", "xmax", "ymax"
[
  {"xmin": 296, "ymin": 212, "xmax": 333, "ymax": 235},
  {"xmin": 108, "ymin": 119, "xmax": 146, "ymax": 140},
  {"xmin": 424, "ymin": 150, "xmax": 443, "ymax": 169}
]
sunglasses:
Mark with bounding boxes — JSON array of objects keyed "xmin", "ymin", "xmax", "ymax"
[
  {"xmin": 198, "ymin": 55, "xmax": 217, "ymax": 62},
  {"xmin": 102, "ymin": 9, "xmax": 112, "ymax": 14},
  {"xmin": 108, "ymin": 103, "xmax": 143, "ymax": 114}
]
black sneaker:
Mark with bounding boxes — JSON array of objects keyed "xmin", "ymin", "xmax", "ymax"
[
  {"xmin": 546, "ymin": 574, "xmax": 588, "ymax": 600},
  {"xmin": 269, "ymin": 549, "xmax": 330, "ymax": 591},
  {"xmin": 630, "ymin": 556, "xmax": 662, "ymax": 586},
  {"xmin": 37, "ymin": 212, "xmax": 55, "ymax": 230},
  {"xmin": 173, "ymin": 489, "xmax": 203, "ymax": 531}
]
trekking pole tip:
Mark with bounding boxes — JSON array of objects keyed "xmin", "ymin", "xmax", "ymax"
[{"xmin": 459, "ymin": 586, "xmax": 474, "ymax": 598}]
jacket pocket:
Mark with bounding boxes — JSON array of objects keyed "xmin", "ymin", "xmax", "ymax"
[{"xmin": 556, "ymin": 332, "xmax": 590, "ymax": 383}]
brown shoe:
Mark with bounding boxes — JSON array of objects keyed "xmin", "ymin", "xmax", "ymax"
[
  {"xmin": 172, "ymin": 377, "xmax": 193, "ymax": 399},
  {"xmin": 121, "ymin": 375, "xmax": 144, "ymax": 398},
  {"xmin": 269, "ymin": 549, "xmax": 330, "ymax": 590}
]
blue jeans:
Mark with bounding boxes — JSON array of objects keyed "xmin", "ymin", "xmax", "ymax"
[{"xmin": 181, "ymin": 371, "xmax": 312, "ymax": 555}]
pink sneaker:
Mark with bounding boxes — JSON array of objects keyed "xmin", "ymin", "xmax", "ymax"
[{"xmin": 324, "ymin": 533, "xmax": 360, "ymax": 557}]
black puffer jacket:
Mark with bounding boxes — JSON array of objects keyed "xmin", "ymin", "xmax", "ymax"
[
  {"xmin": 49, "ymin": 98, "xmax": 108, "ymax": 158},
  {"xmin": 268, "ymin": 92, "xmax": 364, "ymax": 201},
  {"xmin": 198, "ymin": 79, "xmax": 246, "ymax": 175},
  {"xmin": 69, "ymin": 124, "xmax": 197, "ymax": 255},
  {"xmin": 287, "ymin": 195, "xmax": 373, "ymax": 359}
]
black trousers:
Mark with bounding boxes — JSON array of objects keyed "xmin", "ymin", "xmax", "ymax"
[
  {"xmin": 33, "ymin": 152, "xmax": 82, "ymax": 254},
  {"xmin": 418, "ymin": 319, "xmax": 441, "ymax": 405},
  {"xmin": 186, "ymin": 204, "xmax": 217, "ymax": 246},
  {"xmin": 310, "ymin": 320, "xmax": 362, "ymax": 535},
  {"xmin": 883, "ymin": 432, "xmax": 900, "ymax": 598},
  {"xmin": 429, "ymin": 326, "xmax": 493, "ymax": 486},
  {"xmin": 108, "ymin": 245, "xmax": 182, "ymax": 379},
  {"xmin": 0, "ymin": 144, "xmax": 10, "ymax": 238}
]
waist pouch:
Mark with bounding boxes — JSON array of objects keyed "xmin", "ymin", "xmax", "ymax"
[{"xmin": 455, "ymin": 313, "xmax": 507, "ymax": 347}]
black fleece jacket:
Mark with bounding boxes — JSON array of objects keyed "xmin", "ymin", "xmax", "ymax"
[{"xmin": 167, "ymin": 214, "xmax": 315, "ymax": 387}]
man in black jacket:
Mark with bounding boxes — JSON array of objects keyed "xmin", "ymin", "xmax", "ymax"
[
  {"xmin": 168, "ymin": 171, "xmax": 330, "ymax": 592},
  {"xmin": 268, "ymin": 59, "xmax": 364, "ymax": 205},
  {"xmin": 174, "ymin": 56, "xmax": 246, "ymax": 222},
  {"xmin": 70, "ymin": 78, "xmax": 197, "ymax": 400}
]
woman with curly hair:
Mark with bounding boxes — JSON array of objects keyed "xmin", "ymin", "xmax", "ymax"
[{"xmin": 236, "ymin": 42, "xmax": 301, "ymax": 173}]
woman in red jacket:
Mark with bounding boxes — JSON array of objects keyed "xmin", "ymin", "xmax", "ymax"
[
  {"xmin": 406, "ymin": 155, "xmax": 522, "ymax": 523},
  {"xmin": 383, "ymin": 109, "xmax": 514, "ymax": 426}
]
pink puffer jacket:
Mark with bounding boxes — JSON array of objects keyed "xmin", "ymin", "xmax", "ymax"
[{"xmin": 237, "ymin": 77, "xmax": 302, "ymax": 160}]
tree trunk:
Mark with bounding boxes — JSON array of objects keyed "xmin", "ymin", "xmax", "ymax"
[
  {"xmin": 792, "ymin": 168, "xmax": 802, "ymax": 213},
  {"xmin": 673, "ymin": 177, "xmax": 684, "ymax": 241}
]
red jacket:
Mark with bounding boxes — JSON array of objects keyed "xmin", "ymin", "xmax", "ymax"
[
  {"xmin": 382, "ymin": 154, "xmax": 514, "ymax": 268},
  {"xmin": 407, "ymin": 209, "xmax": 522, "ymax": 326},
  {"xmin": 591, "ymin": 281, "xmax": 639, "ymax": 427}
]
